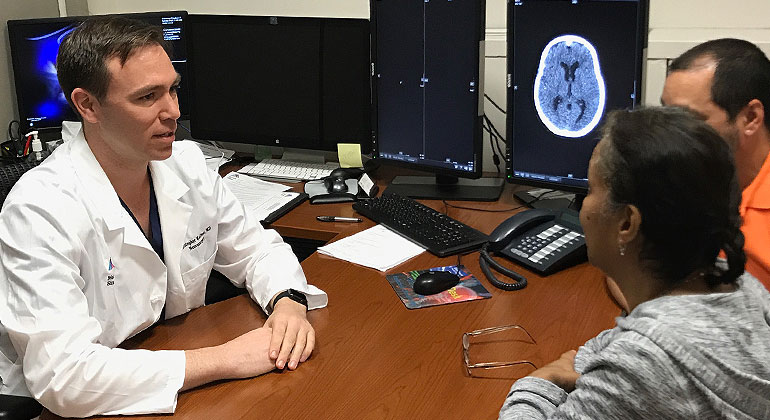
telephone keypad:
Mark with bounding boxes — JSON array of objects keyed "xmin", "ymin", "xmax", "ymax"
[
  {"xmin": 497, "ymin": 210, "xmax": 587, "ymax": 275},
  {"xmin": 509, "ymin": 224, "xmax": 584, "ymax": 265}
]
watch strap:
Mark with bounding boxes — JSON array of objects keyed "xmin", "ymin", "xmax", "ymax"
[{"xmin": 267, "ymin": 289, "xmax": 308, "ymax": 315}]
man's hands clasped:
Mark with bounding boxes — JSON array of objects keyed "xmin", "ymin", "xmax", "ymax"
[
  {"xmin": 192, "ymin": 297, "xmax": 314, "ymax": 389},
  {"xmin": 264, "ymin": 298, "xmax": 315, "ymax": 370}
]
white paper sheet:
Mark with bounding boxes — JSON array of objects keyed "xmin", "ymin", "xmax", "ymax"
[{"xmin": 317, "ymin": 225, "xmax": 425, "ymax": 272}]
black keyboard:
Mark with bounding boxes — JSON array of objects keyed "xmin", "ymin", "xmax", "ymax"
[
  {"xmin": 0, "ymin": 160, "xmax": 41, "ymax": 204},
  {"xmin": 352, "ymin": 193, "xmax": 488, "ymax": 257}
]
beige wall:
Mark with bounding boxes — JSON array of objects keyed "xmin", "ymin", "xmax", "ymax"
[
  {"xmin": 1, "ymin": 0, "xmax": 61, "ymax": 133},
  {"xmin": 649, "ymin": 0, "xmax": 769, "ymax": 29},
  {"xmin": 87, "ymin": 0, "xmax": 367, "ymax": 17},
  {"xmin": 644, "ymin": 0, "xmax": 770, "ymax": 107},
  {"xmin": 64, "ymin": 0, "xmax": 89, "ymax": 16}
]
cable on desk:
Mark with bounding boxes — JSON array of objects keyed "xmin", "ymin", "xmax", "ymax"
[
  {"xmin": 480, "ymin": 243, "xmax": 528, "ymax": 291},
  {"xmin": 442, "ymin": 200, "xmax": 526, "ymax": 213},
  {"xmin": 441, "ymin": 200, "xmax": 461, "ymax": 267}
]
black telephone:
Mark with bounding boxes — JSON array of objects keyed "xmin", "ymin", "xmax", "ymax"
[{"xmin": 480, "ymin": 208, "xmax": 587, "ymax": 290}]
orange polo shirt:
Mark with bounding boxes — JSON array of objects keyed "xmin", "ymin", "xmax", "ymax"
[{"xmin": 741, "ymin": 151, "xmax": 770, "ymax": 288}]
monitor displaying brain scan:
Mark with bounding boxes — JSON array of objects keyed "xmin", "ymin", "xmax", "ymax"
[
  {"xmin": 507, "ymin": 0, "xmax": 647, "ymax": 194},
  {"xmin": 534, "ymin": 34, "xmax": 606, "ymax": 138}
]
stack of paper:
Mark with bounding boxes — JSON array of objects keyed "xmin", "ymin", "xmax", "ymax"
[
  {"xmin": 222, "ymin": 172, "xmax": 300, "ymax": 222},
  {"xmin": 317, "ymin": 225, "xmax": 425, "ymax": 272}
]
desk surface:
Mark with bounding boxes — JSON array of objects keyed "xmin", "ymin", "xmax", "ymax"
[{"xmin": 45, "ymin": 169, "xmax": 617, "ymax": 420}]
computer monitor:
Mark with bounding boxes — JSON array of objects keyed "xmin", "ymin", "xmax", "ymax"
[
  {"xmin": 506, "ymin": 0, "xmax": 647, "ymax": 209},
  {"xmin": 186, "ymin": 14, "xmax": 372, "ymax": 155},
  {"xmin": 7, "ymin": 11, "xmax": 190, "ymax": 133},
  {"xmin": 371, "ymin": 0, "xmax": 504, "ymax": 201}
]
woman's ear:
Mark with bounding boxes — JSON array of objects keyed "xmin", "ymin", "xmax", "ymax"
[
  {"xmin": 617, "ymin": 204, "xmax": 641, "ymax": 246},
  {"xmin": 71, "ymin": 88, "xmax": 99, "ymax": 124}
]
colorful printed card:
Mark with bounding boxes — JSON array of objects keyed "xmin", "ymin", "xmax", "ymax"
[{"xmin": 386, "ymin": 265, "xmax": 492, "ymax": 309}]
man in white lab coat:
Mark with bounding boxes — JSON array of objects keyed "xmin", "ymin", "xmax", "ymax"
[{"xmin": 0, "ymin": 16, "xmax": 327, "ymax": 417}]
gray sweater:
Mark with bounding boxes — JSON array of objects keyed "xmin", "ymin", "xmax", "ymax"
[{"xmin": 499, "ymin": 274, "xmax": 770, "ymax": 420}]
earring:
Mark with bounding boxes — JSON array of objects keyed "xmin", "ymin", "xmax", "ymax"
[{"xmin": 618, "ymin": 242, "xmax": 626, "ymax": 256}]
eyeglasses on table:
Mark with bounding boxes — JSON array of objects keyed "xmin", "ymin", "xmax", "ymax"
[{"xmin": 462, "ymin": 324, "xmax": 538, "ymax": 378}]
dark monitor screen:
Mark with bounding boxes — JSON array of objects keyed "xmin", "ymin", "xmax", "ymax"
[
  {"xmin": 7, "ymin": 11, "xmax": 190, "ymax": 132},
  {"xmin": 372, "ymin": 0, "xmax": 484, "ymax": 179},
  {"xmin": 187, "ymin": 15, "xmax": 372, "ymax": 154},
  {"xmin": 506, "ymin": 0, "xmax": 647, "ymax": 194}
]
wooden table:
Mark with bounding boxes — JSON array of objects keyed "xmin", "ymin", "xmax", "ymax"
[{"xmin": 45, "ymin": 170, "xmax": 617, "ymax": 420}]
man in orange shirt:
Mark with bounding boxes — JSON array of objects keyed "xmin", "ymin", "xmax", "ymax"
[{"xmin": 661, "ymin": 38, "xmax": 770, "ymax": 288}]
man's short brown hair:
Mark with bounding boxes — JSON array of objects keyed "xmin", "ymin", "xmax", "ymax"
[{"xmin": 56, "ymin": 16, "xmax": 171, "ymax": 117}]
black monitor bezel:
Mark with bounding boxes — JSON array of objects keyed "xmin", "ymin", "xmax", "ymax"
[
  {"xmin": 185, "ymin": 14, "xmax": 373, "ymax": 154},
  {"xmin": 505, "ymin": 0, "xmax": 649, "ymax": 194},
  {"xmin": 7, "ymin": 10, "xmax": 191, "ymax": 132},
  {"xmin": 369, "ymin": 0, "xmax": 485, "ymax": 180}
]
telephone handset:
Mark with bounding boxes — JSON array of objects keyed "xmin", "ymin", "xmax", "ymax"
[
  {"xmin": 487, "ymin": 209, "xmax": 557, "ymax": 252},
  {"xmin": 480, "ymin": 208, "xmax": 587, "ymax": 290}
]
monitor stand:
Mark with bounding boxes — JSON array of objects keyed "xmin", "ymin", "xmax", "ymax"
[
  {"xmin": 280, "ymin": 149, "xmax": 327, "ymax": 164},
  {"xmin": 384, "ymin": 174, "xmax": 504, "ymax": 201},
  {"xmin": 514, "ymin": 190, "xmax": 584, "ymax": 211}
]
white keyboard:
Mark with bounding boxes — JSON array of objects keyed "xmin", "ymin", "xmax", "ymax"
[{"xmin": 240, "ymin": 159, "xmax": 339, "ymax": 181}]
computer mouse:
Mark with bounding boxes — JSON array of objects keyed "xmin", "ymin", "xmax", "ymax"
[
  {"xmin": 324, "ymin": 176, "xmax": 348, "ymax": 193},
  {"xmin": 328, "ymin": 168, "xmax": 352, "ymax": 179},
  {"xmin": 412, "ymin": 271, "xmax": 461, "ymax": 295}
]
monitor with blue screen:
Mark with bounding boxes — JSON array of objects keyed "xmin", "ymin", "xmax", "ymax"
[{"xmin": 7, "ymin": 11, "xmax": 190, "ymax": 132}]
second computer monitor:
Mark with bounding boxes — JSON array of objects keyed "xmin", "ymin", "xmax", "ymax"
[
  {"xmin": 186, "ymin": 15, "xmax": 372, "ymax": 154},
  {"xmin": 372, "ymin": 0, "xmax": 503, "ymax": 201},
  {"xmin": 506, "ymin": 0, "xmax": 647, "ymax": 204}
]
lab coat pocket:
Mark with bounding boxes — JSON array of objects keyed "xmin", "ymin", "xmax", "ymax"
[{"xmin": 180, "ymin": 250, "xmax": 216, "ymax": 310}]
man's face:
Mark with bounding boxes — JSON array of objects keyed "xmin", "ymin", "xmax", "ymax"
[
  {"xmin": 661, "ymin": 65, "xmax": 740, "ymax": 150},
  {"xmin": 94, "ymin": 44, "xmax": 181, "ymax": 166}
]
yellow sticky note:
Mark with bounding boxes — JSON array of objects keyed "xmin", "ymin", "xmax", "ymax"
[{"xmin": 337, "ymin": 143, "xmax": 364, "ymax": 168}]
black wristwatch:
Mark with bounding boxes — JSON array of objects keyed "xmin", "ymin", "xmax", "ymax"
[{"xmin": 267, "ymin": 289, "xmax": 308, "ymax": 315}]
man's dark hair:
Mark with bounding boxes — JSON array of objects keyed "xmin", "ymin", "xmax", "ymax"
[
  {"xmin": 598, "ymin": 107, "xmax": 745, "ymax": 286},
  {"xmin": 57, "ymin": 16, "xmax": 172, "ymax": 117},
  {"xmin": 669, "ymin": 38, "xmax": 770, "ymax": 131}
]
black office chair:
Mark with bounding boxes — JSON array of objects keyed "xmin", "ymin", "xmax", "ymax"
[
  {"xmin": 0, "ymin": 394, "xmax": 43, "ymax": 420},
  {"xmin": 0, "ymin": 160, "xmax": 44, "ymax": 420}
]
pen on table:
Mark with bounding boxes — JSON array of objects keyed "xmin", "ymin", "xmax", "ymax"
[{"xmin": 316, "ymin": 216, "xmax": 363, "ymax": 223}]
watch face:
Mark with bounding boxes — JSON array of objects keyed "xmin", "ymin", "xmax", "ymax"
[
  {"xmin": 288, "ymin": 289, "xmax": 308, "ymax": 306},
  {"xmin": 269, "ymin": 289, "xmax": 307, "ymax": 315}
]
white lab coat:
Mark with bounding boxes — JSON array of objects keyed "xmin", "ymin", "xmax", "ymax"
[{"xmin": 0, "ymin": 126, "xmax": 327, "ymax": 417}]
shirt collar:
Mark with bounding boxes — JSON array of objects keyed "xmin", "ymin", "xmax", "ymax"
[{"xmin": 742, "ymin": 151, "xmax": 770, "ymax": 211}]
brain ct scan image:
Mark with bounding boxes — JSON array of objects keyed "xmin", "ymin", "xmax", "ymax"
[{"xmin": 534, "ymin": 35, "xmax": 606, "ymax": 138}]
